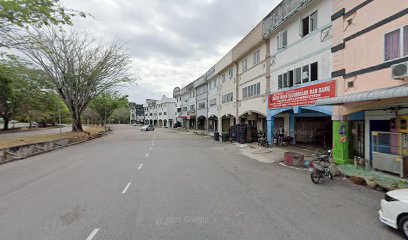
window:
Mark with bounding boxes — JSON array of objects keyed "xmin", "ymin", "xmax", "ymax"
[
  {"xmin": 190, "ymin": 105, "xmax": 195, "ymax": 111},
  {"xmin": 182, "ymin": 107, "xmax": 188, "ymax": 112},
  {"xmin": 164, "ymin": 112, "xmax": 167, "ymax": 115},
  {"xmin": 198, "ymin": 102, "xmax": 205, "ymax": 110},
  {"xmin": 277, "ymin": 30, "xmax": 288, "ymax": 49},
  {"xmin": 253, "ymin": 50, "xmax": 261, "ymax": 65},
  {"xmin": 222, "ymin": 92, "xmax": 233, "ymax": 103},
  {"xmin": 301, "ymin": 16, "xmax": 309, "ymax": 37},
  {"xmin": 243, "ymin": 83, "xmax": 261, "ymax": 99},
  {"xmin": 278, "ymin": 75, "xmax": 283, "ymax": 89},
  {"xmin": 242, "ymin": 59, "xmax": 248, "ymax": 72},
  {"xmin": 288, "ymin": 70, "xmax": 294, "ymax": 87},
  {"xmin": 295, "ymin": 67, "xmax": 302, "ymax": 85},
  {"xmin": 384, "ymin": 26, "xmax": 408, "ymax": 61},
  {"xmin": 385, "ymin": 29, "xmax": 400, "ymax": 61},
  {"xmin": 310, "ymin": 62, "xmax": 318, "ymax": 81},
  {"xmin": 222, "ymin": 73, "xmax": 226, "ymax": 82},
  {"xmin": 302, "ymin": 65, "xmax": 309, "ymax": 83},
  {"xmin": 310, "ymin": 11, "xmax": 317, "ymax": 32},
  {"xmin": 209, "ymin": 98, "xmax": 216, "ymax": 106},
  {"xmin": 283, "ymin": 72, "xmax": 288, "ymax": 88},
  {"xmin": 228, "ymin": 68, "xmax": 234, "ymax": 79},
  {"xmin": 159, "ymin": 112, "xmax": 162, "ymax": 116},
  {"xmin": 300, "ymin": 11, "xmax": 317, "ymax": 37}
]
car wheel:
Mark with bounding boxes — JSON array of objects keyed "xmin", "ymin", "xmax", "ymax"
[{"xmin": 399, "ymin": 215, "xmax": 408, "ymax": 239}]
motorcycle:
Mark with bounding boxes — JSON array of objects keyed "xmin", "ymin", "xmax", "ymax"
[
  {"xmin": 257, "ymin": 131, "xmax": 268, "ymax": 148},
  {"xmin": 309, "ymin": 150, "xmax": 334, "ymax": 184}
]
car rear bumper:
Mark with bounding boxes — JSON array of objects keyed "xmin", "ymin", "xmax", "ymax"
[{"xmin": 379, "ymin": 209, "xmax": 397, "ymax": 229}]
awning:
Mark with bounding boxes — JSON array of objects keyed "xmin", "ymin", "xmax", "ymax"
[{"xmin": 315, "ymin": 85, "xmax": 408, "ymax": 106}]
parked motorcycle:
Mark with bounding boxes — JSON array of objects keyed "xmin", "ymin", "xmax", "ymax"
[
  {"xmin": 309, "ymin": 150, "xmax": 333, "ymax": 184},
  {"xmin": 257, "ymin": 131, "xmax": 268, "ymax": 148}
]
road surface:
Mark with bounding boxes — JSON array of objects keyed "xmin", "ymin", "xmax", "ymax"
[{"xmin": 0, "ymin": 125, "xmax": 401, "ymax": 240}]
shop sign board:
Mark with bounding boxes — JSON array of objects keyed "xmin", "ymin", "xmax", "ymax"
[{"xmin": 268, "ymin": 80, "xmax": 336, "ymax": 109}]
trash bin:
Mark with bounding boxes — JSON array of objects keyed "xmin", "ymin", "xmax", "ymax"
[{"xmin": 214, "ymin": 132, "xmax": 219, "ymax": 141}]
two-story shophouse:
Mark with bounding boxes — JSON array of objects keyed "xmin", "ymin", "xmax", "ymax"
[
  {"xmin": 315, "ymin": 0, "xmax": 408, "ymax": 175},
  {"xmin": 265, "ymin": 0, "xmax": 334, "ymax": 148},
  {"xmin": 235, "ymin": 22, "xmax": 269, "ymax": 132}
]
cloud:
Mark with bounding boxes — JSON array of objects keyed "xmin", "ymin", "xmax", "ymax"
[{"xmin": 62, "ymin": 0, "xmax": 280, "ymax": 103}]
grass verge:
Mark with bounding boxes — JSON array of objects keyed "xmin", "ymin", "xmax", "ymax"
[{"xmin": 0, "ymin": 126, "xmax": 106, "ymax": 149}]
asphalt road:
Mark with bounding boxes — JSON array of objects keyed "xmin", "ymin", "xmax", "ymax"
[{"xmin": 0, "ymin": 125, "xmax": 402, "ymax": 240}]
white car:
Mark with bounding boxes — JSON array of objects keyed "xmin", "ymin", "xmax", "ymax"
[
  {"xmin": 140, "ymin": 125, "xmax": 154, "ymax": 131},
  {"xmin": 379, "ymin": 189, "xmax": 408, "ymax": 239}
]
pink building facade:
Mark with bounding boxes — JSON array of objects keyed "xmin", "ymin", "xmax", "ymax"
[{"xmin": 317, "ymin": 0, "xmax": 408, "ymax": 175}]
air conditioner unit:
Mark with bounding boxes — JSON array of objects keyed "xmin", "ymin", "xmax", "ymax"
[{"xmin": 392, "ymin": 62, "xmax": 408, "ymax": 79}]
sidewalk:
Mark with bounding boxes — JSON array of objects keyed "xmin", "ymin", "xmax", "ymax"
[
  {"xmin": 337, "ymin": 164, "xmax": 408, "ymax": 190},
  {"xmin": 183, "ymin": 128, "xmax": 408, "ymax": 191},
  {"xmin": 231, "ymin": 142, "xmax": 316, "ymax": 164}
]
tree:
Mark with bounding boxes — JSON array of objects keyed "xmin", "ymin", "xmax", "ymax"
[
  {"xmin": 89, "ymin": 92, "xmax": 128, "ymax": 126},
  {"xmin": 0, "ymin": 55, "xmax": 68, "ymax": 130},
  {"xmin": 112, "ymin": 107, "xmax": 131, "ymax": 124},
  {"xmin": 17, "ymin": 28, "xmax": 133, "ymax": 132},
  {"xmin": 0, "ymin": 0, "xmax": 86, "ymax": 47},
  {"xmin": 0, "ymin": 57, "xmax": 30, "ymax": 130}
]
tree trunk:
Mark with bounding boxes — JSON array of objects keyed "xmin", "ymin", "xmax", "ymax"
[
  {"xmin": 3, "ymin": 118, "xmax": 9, "ymax": 130},
  {"xmin": 71, "ymin": 112, "xmax": 83, "ymax": 132}
]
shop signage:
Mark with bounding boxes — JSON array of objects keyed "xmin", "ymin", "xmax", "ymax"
[{"xmin": 268, "ymin": 80, "xmax": 336, "ymax": 109}]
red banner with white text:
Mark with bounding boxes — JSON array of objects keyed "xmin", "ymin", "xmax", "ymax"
[{"xmin": 268, "ymin": 81, "xmax": 336, "ymax": 109}]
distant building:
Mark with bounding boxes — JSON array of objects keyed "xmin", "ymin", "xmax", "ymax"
[{"xmin": 130, "ymin": 104, "xmax": 144, "ymax": 124}]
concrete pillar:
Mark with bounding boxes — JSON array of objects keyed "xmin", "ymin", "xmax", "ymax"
[
  {"xmin": 218, "ymin": 117, "xmax": 222, "ymax": 133},
  {"xmin": 333, "ymin": 120, "xmax": 350, "ymax": 164},
  {"xmin": 289, "ymin": 113, "xmax": 296, "ymax": 144},
  {"xmin": 267, "ymin": 116, "xmax": 274, "ymax": 147}
]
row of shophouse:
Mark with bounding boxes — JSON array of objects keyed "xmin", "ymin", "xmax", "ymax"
[{"xmin": 139, "ymin": 0, "xmax": 408, "ymax": 176}]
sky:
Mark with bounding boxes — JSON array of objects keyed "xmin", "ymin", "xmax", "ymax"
[{"xmin": 62, "ymin": 0, "xmax": 280, "ymax": 104}]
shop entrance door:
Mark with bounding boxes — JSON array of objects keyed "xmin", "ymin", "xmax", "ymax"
[
  {"xmin": 295, "ymin": 117, "xmax": 332, "ymax": 148},
  {"xmin": 349, "ymin": 121, "xmax": 365, "ymax": 158}
]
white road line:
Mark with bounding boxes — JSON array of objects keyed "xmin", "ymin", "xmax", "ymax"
[
  {"xmin": 86, "ymin": 228, "xmax": 99, "ymax": 240},
  {"xmin": 149, "ymin": 146, "xmax": 152, "ymax": 151},
  {"xmin": 122, "ymin": 182, "xmax": 131, "ymax": 194},
  {"xmin": 146, "ymin": 153, "xmax": 149, "ymax": 158},
  {"xmin": 138, "ymin": 163, "xmax": 143, "ymax": 170}
]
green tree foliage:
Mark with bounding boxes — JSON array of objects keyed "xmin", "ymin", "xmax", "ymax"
[
  {"xmin": 0, "ymin": 55, "xmax": 70, "ymax": 130},
  {"xmin": 89, "ymin": 92, "xmax": 128, "ymax": 126},
  {"xmin": 18, "ymin": 28, "xmax": 133, "ymax": 132},
  {"xmin": 112, "ymin": 107, "xmax": 131, "ymax": 124},
  {"xmin": 0, "ymin": 62, "xmax": 21, "ymax": 130},
  {"xmin": 0, "ymin": 0, "xmax": 86, "ymax": 47}
]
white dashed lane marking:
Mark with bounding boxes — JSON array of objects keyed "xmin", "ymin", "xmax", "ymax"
[
  {"xmin": 86, "ymin": 228, "xmax": 99, "ymax": 240},
  {"xmin": 122, "ymin": 182, "xmax": 131, "ymax": 194},
  {"xmin": 138, "ymin": 163, "xmax": 143, "ymax": 170}
]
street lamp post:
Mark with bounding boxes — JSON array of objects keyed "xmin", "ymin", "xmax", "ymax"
[{"xmin": 57, "ymin": 97, "xmax": 62, "ymax": 135}]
